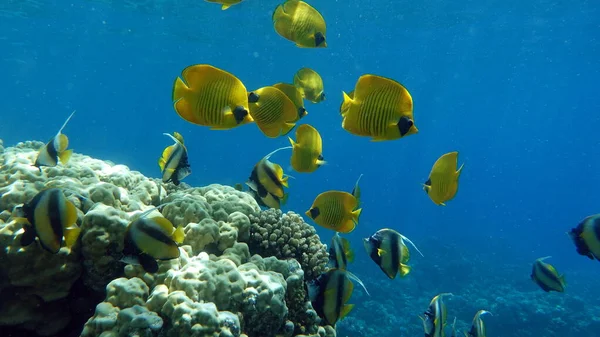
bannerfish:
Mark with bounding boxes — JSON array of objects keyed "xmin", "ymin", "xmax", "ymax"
[
  {"xmin": 248, "ymin": 86, "xmax": 298, "ymax": 138},
  {"xmin": 569, "ymin": 214, "xmax": 600, "ymax": 262},
  {"xmin": 421, "ymin": 293, "xmax": 453, "ymax": 337},
  {"xmin": 289, "ymin": 124, "xmax": 325, "ymax": 173},
  {"xmin": 327, "ymin": 233, "xmax": 370, "ymax": 296},
  {"xmin": 293, "ymin": 67, "xmax": 325, "ymax": 103},
  {"xmin": 464, "ymin": 310, "xmax": 492, "ymax": 337},
  {"xmin": 308, "ymin": 268, "xmax": 354, "ymax": 326},
  {"xmin": 272, "ymin": 0, "xmax": 327, "ymax": 48},
  {"xmin": 246, "ymin": 147, "xmax": 292, "ymax": 199},
  {"xmin": 531, "ymin": 256, "xmax": 566, "ymax": 292},
  {"xmin": 172, "ymin": 64, "xmax": 253, "ymax": 130},
  {"xmin": 158, "ymin": 132, "xmax": 191, "ymax": 186},
  {"xmin": 424, "ymin": 151, "xmax": 464, "ymax": 206},
  {"xmin": 363, "ymin": 228, "xmax": 424, "ymax": 279},
  {"xmin": 273, "ymin": 82, "xmax": 307, "ymax": 121},
  {"xmin": 305, "ymin": 191, "xmax": 361, "ymax": 233},
  {"xmin": 34, "ymin": 110, "xmax": 76, "ymax": 169}
]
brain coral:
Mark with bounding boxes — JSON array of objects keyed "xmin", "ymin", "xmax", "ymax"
[{"xmin": 248, "ymin": 209, "xmax": 329, "ymax": 280}]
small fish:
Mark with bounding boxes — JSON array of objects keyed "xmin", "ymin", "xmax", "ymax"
[
  {"xmin": 531, "ymin": 256, "xmax": 566, "ymax": 292},
  {"xmin": 423, "ymin": 151, "xmax": 464, "ymax": 206},
  {"xmin": 273, "ymin": 82, "xmax": 307, "ymax": 121},
  {"xmin": 233, "ymin": 183, "xmax": 244, "ymax": 191},
  {"xmin": 363, "ymin": 228, "xmax": 423, "ymax": 279},
  {"xmin": 464, "ymin": 310, "xmax": 492, "ymax": 337},
  {"xmin": 205, "ymin": 0, "xmax": 242, "ymax": 10},
  {"xmin": 289, "ymin": 124, "xmax": 325, "ymax": 173},
  {"xmin": 421, "ymin": 293, "xmax": 453, "ymax": 337},
  {"xmin": 569, "ymin": 214, "xmax": 600, "ymax": 262},
  {"xmin": 305, "ymin": 191, "xmax": 361, "ymax": 233},
  {"xmin": 351, "ymin": 174, "xmax": 363, "ymax": 208},
  {"xmin": 172, "ymin": 64, "xmax": 253, "ymax": 130},
  {"xmin": 247, "ymin": 147, "xmax": 292, "ymax": 199},
  {"xmin": 308, "ymin": 268, "xmax": 354, "ymax": 326},
  {"xmin": 122, "ymin": 207, "xmax": 185, "ymax": 273},
  {"xmin": 248, "ymin": 86, "xmax": 298, "ymax": 138},
  {"xmin": 293, "ymin": 68, "xmax": 325, "ymax": 103},
  {"xmin": 158, "ymin": 132, "xmax": 191, "ymax": 186},
  {"xmin": 34, "ymin": 110, "xmax": 76, "ymax": 169},
  {"xmin": 328, "ymin": 233, "xmax": 370, "ymax": 296},
  {"xmin": 272, "ymin": 0, "xmax": 327, "ymax": 48},
  {"xmin": 17, "ymin": 188, "xmax": 81, "ymax": 254},
  {"xmin": 340, "ymin": 75, "xmax": 417, "ymax": 141}
]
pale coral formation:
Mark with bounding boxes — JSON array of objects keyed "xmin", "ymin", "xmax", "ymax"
[{"xmin": 248, "ymin": 209, "xmax": 329, "ymax": 280}]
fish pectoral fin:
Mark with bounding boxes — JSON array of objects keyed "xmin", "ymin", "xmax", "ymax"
[
  {"xmin": 221, "ymin": 4, "xmax": 231, "ymax": 10},
  {"xmin": 377, "ymin": 248, "xmax": 386, "ymax": 257},
  {"xmin": 340, "ymin": 304, "xmax": 354, "ymax": 319},
  {"xmin": 63, "ymin": 226, "xmax": 81, "ymax": 248},
  {"xmin": 399, "ymin": 263, "xmax": 411, "ymax": 277},
  {"xmin": 59, "ymin": 149, "xmax": 73, "ymax": 165}
]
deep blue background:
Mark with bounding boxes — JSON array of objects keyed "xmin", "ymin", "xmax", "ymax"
[{"xmin": 1, "ymin": 0, "xmax": 599, "ymax": 331}]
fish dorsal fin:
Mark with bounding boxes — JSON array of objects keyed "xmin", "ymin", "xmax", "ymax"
[
  {"xmin": 346, "ymin": 270, "xmax": 369, "ymax": 296},
  {"xmin": 352, "ymin": 173, "xmax": 363, "ymax": 196},
  {"xmin": 400, "ymin": 234, "xmax": 424, "ymax": 257},
  {"xmin": 163, "ymin": 132, "xmax": 187, "ymax": 151},
  {"xmin": 263, "ymin": 146, "xmax": 293, "ymax": 161},
  {"xmin": 537, "ymin": 255, "xmax": 552, "ymax": 262},
  {"xmin": 173, "ymin": 132, "xmax": 185, "ymax": 144},
  {"xmin": 56, "ymin": 110, "xmax": 76, "ymax": 136}
]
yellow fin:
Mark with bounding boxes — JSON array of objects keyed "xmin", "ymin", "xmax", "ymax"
[
  {"xmin": 172, "ymin": 77, "xmax": 189, "ymax": 101},
  {"xmin": 340, "ymin": 304, "xmax": 354, "ymax": 319},
  {"xmin": 59, "ymin": 149, "xmax": 73, "ymax": 165},
  {"xmin": 351, "ymin": 208, "xmax": 362, "ymax": 223},
  {"xmin": 172, "ymin": 225, "xmax": 185, "ymax": 244},
  {"xmin": 56, "ymin": 134, "xmax": 69, "ymax": 152},
  {"xmin": 158, "ymin": 158, "xmax": 166, "ymax": 170},
  {"xmin": 64, "ymin": 200, "xmax": 78, "ymax": 226},
  {"xmin": 377, "ymin": 248, "xmax": 385, "ymax": 257},
  {"xmin": 341, "ymin": 238, "xmax": 355, "ymax": 263},
  {"xmin": 173, "ymin": 132, "xmax": 184, "ymax": 144},
  {"xmin": 64, "ymin": 226, "xmax": 81, "ymax": 248},
  {"xmin": 152, "ymin": 217, "xmax": 175, "ymax": 235},
  {"xmin": 288, "ymin": 137, "xmax": 297, "ymax": 148},
  {"xmin": 399, "ymin": 263, "xmax": 411, "ymax": 277},
  {"xmin": 221, "ymin": 4, "xmax": 231, "ymax": 10}
]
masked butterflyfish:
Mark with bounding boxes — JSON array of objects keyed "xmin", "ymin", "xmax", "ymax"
[
  {"xmin": 122, "ymin": 207, "xmax": 185, "ymax": 273},
  {"xmin": 158, "ymin": 132, "xmax": 191, "ymax": 186},
  {"xmin": 464, "ymin": 310, "xmax": 492, "ymax": 337},
  {"xmin": 569, "ymin": 214, "xmax": 600, "ymax": 262},
  {"xmin": 273, "ymin": 82, "xmax": 307, "ymax": 121},
  {"xmin": 308, "ymin": 268, "xmax": 354, "ymax": 326},
  {"xmin": 247, "ymin": 86, "xmax": 298, "ymax": 138},
  {"xmin": 420, "ymin": 293, "xmax": 453, "ymax": 337},
  {"xmin": 351, "ymin": 174, "xmax": 363, "ymax": 208},
  {"xmin": 247, "ymin": 146, "xmax": 292, "ymax": 199},
  {"xmin": 531, "ymin": 256, "xmax": 566, "ymax": 292},
  {"xmin": 340, "ymin": 74, "xmax": 418, "ymax": 141},
  {"xmin": 289, "ymin": 124, "xmax": 325, "ymax": 173},
  {"xmin": 272, "ymin": 0, "xmax": 327, "ymax": 48},
  {"xmin": 363, "ymin": 228, "xmax": 424, "ymax": 279},
  {"xmin": 305, "ymin": 191, "xmax": 361, "ymax": 233},
  {"xmin": 424, "ymin": 151, "xmax": 464, "ymax": 206},
  {"xmin": 34, "ymin": 110, "xmax": 76, "ymax": 169},
  {"xmin": 172, "ymin": 64, "xmax": 253, "ymax": 130},
  {"xmin": 293, "ymin": 68, "xmax": 325, "ymax": 103},
  {"xmin": 17, "ymin": 188, "xmax": 81, "ymax": 254},
  {"xmin": 205, "ymin": 0, "xmax": 242, "ymax": 10}
]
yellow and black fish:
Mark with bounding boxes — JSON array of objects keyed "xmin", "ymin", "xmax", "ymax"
[
  {"xmin": 247, "ymin": 147, "xmax": 292, "ymax": 199},
  {"xmin": 289, "ymin": 124, "xmax": 325, "ymax": 173},
  {"xmin": 421, "ymin": 293, "xmax": 453, "ymax": 337},
  {"xmin": 305, "ymin": 191, "xmax": 361, "ymax": 233},
  {"xmin": 464, "ymin": 310, "xmax": 492, "ymax": 337},
  {"xmin": 205, "ymin": 0, "xmax": 242, "ymax": 10},
  {"xmin": 248, "ymin": 86, "xmax": 298, "ymax": 138},
  {"xmin": 122, "ymin": 208, "xmax": 184, "ymax": 273},
  {"xmin": 34, "ymin": 110, "xmax": 76, "ymax": 169},
  {"xmin": 328, "ymin": 233, "xmax": 354, "ymax": 270},
  {"xmin": 531, "ymin": 256, "xmax": 566, "ymax": 292},
  {"xmin": 308, "ymin": 268, "xmax": 354, "ymax": 326},
  {"xmin": 363, "ymin": 228, "xmax": 423, "ymax": 279},
  {"xmin": 272, "ymin": 0, "xmax": 327, "ymax": 48},
  {"xmin": 247, "ymin": 182, "xmax": 288, "ymax": 210},
  {"xmin": 341, "ymin": 74, "xmax": 418, "ymax": 141},
  {"xmin": 17, "ymin": 188, "xmax": 81, "ymax": 254},
  {"xmin": 273, "ymin": 82, "xmax": 307, "ymax": 121},
  {"xmin": 293, "ymin": 68, "xmax": 325, "ymax": 103},
  {"xmin": 569, "ymin": 214, "xmax": 600, "ymax": 262},
  {"xmin": 424, "ymin": 151, "xmax": 464, "ymax": 206},
  {"xmin": 158, "ymin": 132, "xmax": 191, "ymax": 186},
  {"xmin": 172, "ymin": 64, "xmax": 253, "ymax": 130},
  {"xmin": 351, "ymin": 174, "xmax": 363, "ymax": 208}
]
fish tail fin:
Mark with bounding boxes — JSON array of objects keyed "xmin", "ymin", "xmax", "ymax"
[
  {"xmin": 346, "ymin": 270, "xmax": 370, "ymax": 296},
  {"xmin": 59, "ymin": 149, "xmax": 73, "ymax": 165},
  {"xmin": 173, "ymin": 225, "xmax": 185, "ymax": 244},
  {"xmin": 400, "ymin": 234, "xmax": 424, "ymax": 257},
  {"xmin": 63, "ymin": 226, "xmax": 81, "ymax": 248},
  {"xmin": 57, "ymin": 110, "xmax": 76, "ymax": 135}
]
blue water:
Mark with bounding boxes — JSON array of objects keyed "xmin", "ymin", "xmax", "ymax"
[{"xmin": 1, "ymin": 0, "xmax": 599, "ymax": 336}]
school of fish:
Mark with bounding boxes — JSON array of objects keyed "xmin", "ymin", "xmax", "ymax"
[{"xmin": 11, "ymin": 0, "xmax": 599, "ymax": 335}]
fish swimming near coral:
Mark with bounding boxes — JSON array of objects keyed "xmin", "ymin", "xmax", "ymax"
[
  {"xmin": 363, "ymin": 228, "xmax": 423, "ymax": 279},
  {"xmin": 327, "ymin": 233, "xmax": 370, "ymax": 296},
  {"xmin": 305, "ymin": 191, "xmax": 361, "ymax": 233},
  {"xmin": 158, "ymin": 132, "xmax": 191, "ymax": 186},
  {"xmin": 246, "ymin": 147, "xmax": 292, "ymax": 199},
  {"xmin": 464, "ymin": 310, "xmax": 492, "ymax": 337},
  {"xmin": 308, "ymin": 268, "xmax": 354, "ymax": 326},
  {"xmin": 272, "ymin": 0, "xmax": 327, "ymax": 48},
  {"xmin": 34, "ymin": 110, "xmax": 76, "ymax": 169},
  {"xmin": 569, "ymin": 214, "xmax": 600, "ymax": 262},
  {"xmin": 421, "ymin": 293, "xmax": 453, "ymax": 337},
  {"xmin": 247, "ymin": 176, "xmax": 288, "ymax": 209},
  {"xmin": 340, "ymin": 74, "xmax": 417, "ymax": 141},
  {"xmin": 531, "ymin": 256, "xmax": 566, "ymax": 292},
  {"xmin": 247, "ymin": 86, "xmax": 298, "ymax": 138},
  {"xmin": 289, "ymin": 124, "xmax": 325, "ymax": 173},
  {"xmin": 172, "ymin": 64, "xmax": 253, "ymax": 130},
  {"xmin": 423, "ymin": 151, "xmax": 464, "ymax": 206},
  {"xmin": 205, "ymin": 0, "xmax": 242, "ymax": 10},
  {"xmin": 293, "ymin": 67, "xmax": 325, "ymax": 103},
  {"xmin": 16, "ymin": 188, "xmax": 81, "ymax": 254},
  {"xmin": 122, "ymin": 206, "xmax": 185, "ymax": 273},
  {"xmin": 273, "ymin": 82, "xmax": 307, "ymax": 121}
]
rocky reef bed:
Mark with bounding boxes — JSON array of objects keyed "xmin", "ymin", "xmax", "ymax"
[{"xmin": 0, "ymin": 140, "xmax": 332, "ymax": 337}]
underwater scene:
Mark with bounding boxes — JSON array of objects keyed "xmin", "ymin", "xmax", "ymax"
[{"xmin": 1, "ymin": 0, "xmax": 599, "ymax": 336}]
